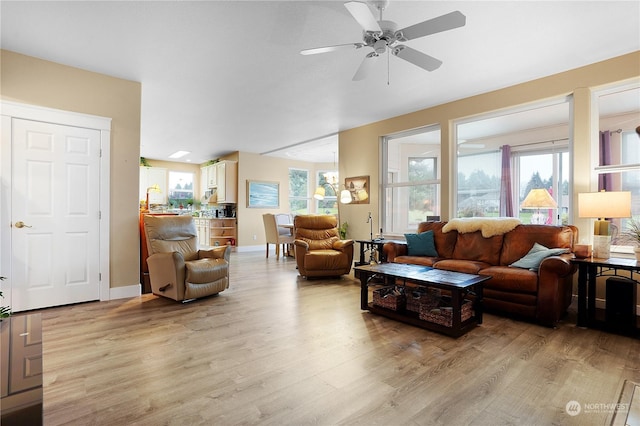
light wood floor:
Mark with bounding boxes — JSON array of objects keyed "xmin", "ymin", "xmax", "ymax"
[{"xmin": 34, "ymin": 251, "xmax": 640, "ymax": 425}]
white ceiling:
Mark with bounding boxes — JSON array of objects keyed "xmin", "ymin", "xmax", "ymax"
[{"xmin": 2, "ymin": 1, "xmax": 639, "ymax": 164}]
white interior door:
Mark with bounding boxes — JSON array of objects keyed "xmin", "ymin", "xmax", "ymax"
[{"xmin": 11, "ymin": 118, "xmax": 101, "ymax": 311}]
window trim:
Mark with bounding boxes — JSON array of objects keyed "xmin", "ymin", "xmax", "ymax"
[{"xmin": 381, "ymin": 124, "xmax": 441, "ymax": 236}]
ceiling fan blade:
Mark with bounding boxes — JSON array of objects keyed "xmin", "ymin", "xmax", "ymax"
[
  {"xmin": 392, "ymin": 45, "xmax": 442, "ymax": 72},
  {"xmin": 300, "ymin": 42, "xmax": 365, "ymax": 55},
  {"xmin": 395, "ymin": 11, "xmax": 466, "ymax": 41},
  {"xmin": 344, "ymin": 1, "xmax": 382, "ymax": 33},
  {"xmin": 352, "ymin": 52, "xmax": 379, "ymax": 81}
]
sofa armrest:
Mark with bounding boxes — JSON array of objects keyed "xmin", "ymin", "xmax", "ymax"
[
  {"xmin": 294, "ymin": 239, "xmax": 309, "ymax": 250},
  {"xmin": 198, "ymin": 245, "xmax": 231, "ymax": 262},
  {"xmin": 539, "ymin": 254, "xmax": 575, "ymax": 277},
  {"xmin": 333, "ymin": 239, "xmax": 354, "ymax": 251},
  {"xmin": 146, "ymin": 252, "xmax": 186, "ymax": 300},
  {"xmin": 536, "ymin": 254, "xmax": 577, "ymax": 326},
  {"xmin": 383, "ymin": 241, "xmax": 408, "ymax": 262}
]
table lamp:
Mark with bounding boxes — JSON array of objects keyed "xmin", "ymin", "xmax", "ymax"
[
  {"xmin": 520, "ymin": 188, "xmax": 557, "ymax": 224},
  {"xmin": 578, "ymin": 190, "xmax": 631, "ymax": 258},
  {"xmin": 145, "ymin": 184, "xmax": 161, "ymax": 211}
]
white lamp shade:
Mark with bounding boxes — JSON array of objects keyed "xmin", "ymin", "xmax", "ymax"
[
  {"xmin": 521, "ymin": 188, "xmax": 557, "ymax": 209},
  {"xmin": 578, "ymin": 191, "xmax": 631, "ymax": 218},
  {"xmin": 313, "ymin": 186, "xmax": 325, "ymax": 200},
  {"xmin": 340, "ymin": 189, "xmax": 352, "ymax": 204}
]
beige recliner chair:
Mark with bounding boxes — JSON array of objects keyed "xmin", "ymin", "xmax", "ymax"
[
  {"xmin": 293, "ymin": 214, "xmax": 354, "ymax": 278},
  {"xmin": 143, "ymin": 215, "xmax": 230, "ymax": 301}
]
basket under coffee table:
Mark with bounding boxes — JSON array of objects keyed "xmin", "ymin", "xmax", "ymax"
[{"xmin": 355, "ymin": 263, "xmax": 490, "ymax": 337}]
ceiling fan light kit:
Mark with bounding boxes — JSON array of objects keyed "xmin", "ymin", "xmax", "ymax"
[{"xmin": 301, "ymin": 1, "xmax": 466, "ymax": 81}]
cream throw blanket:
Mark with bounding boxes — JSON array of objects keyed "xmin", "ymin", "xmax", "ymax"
[{"xmin": 442, "ymin": 217, "xmax": 522, "ymax": 238}]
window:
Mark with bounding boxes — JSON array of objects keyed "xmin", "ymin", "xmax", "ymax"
[
  {"xmin": 457, "ymin": 151, "xmax": 500, "ymax": 217},
  {"xmin": 597, "ymin": 86, "xmax": 640, "ymax": 248},
  {"xmin": 168, "ymin": 171, "xmax": 194, "ymax": 208},
  {"xmin": 515, "ymin": 150, "xmax": 569, "ymax": 224},
  {"xmin": 289, "ymin": 168, "xmax": 309, "ymax": 214},
  {"xmin": 316, "ymin": 170, "xmax": 338, "ymax": 215},
  {"xmin": 382, "ymin": 126, "xmax": 441, "ymax": 234},
  {"xmin": 455, "ymin": 99, "xmax": 571, "ymax": 222}
]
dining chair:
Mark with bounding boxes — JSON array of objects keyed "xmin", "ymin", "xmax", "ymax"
[{"xmin": 263, "ymin": 213, "xmax": 295, "ymax": 259}]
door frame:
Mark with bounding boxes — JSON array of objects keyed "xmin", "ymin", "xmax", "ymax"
[{"xmin": 1, "ymin": 101, "xmax": 111, "ymax": 307}]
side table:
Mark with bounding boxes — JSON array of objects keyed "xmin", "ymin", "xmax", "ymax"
[
  {"xmin": 571, "ymin": 257, "xmax": 640, "ymax": 331},
  {"xmin": 354, "ymin": 239, "xmax": 406, "ymax": 267}
]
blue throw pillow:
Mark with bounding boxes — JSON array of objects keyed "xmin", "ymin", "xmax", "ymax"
[
  {"xmin": 404, "ymin": 231, "xmax": 438, "ymax": 257},
  {"xmin": 510, "ymin": 242, "xmax": 569, "ymax": 271}
]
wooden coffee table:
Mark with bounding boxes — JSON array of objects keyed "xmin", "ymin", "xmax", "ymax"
[{"xmin": 355, "ymin": 263, "xmax": 490, "ymax": 337}]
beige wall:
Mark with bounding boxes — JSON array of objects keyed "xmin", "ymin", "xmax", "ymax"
[
  {"xmin": 339, "ymin": 51, "xmax": 640, "ymax": 242},
  {"xmin": 2, "ymin": 47, "xmax": 638, "ymax": 292},
  {"xmin": 1, "ymin": 49, "xmax": 142, "ymax": 289},
  {"xmin": 236, "ymin": 151, "xmax": 329, "ymax": 248},
  {"xmin": 146, "ymin": 153, "xmax": 328, "ymax": 249}
]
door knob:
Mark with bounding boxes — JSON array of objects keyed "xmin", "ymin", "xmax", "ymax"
[{"xmin": 14, "ymin": 221, "xmax": 32, "ymax": 228}]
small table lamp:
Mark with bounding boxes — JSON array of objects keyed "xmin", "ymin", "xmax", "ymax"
[
  {"xmin": 146, "ymin": 184, "xmax": 161, "ymax": 211},
  {"xmin": 578, "ymin": 190, "xmax": 631, "ymax": 258},
  {"xmin": 521, "ymin": 188, "xmax": 557, "ymax": 224}
]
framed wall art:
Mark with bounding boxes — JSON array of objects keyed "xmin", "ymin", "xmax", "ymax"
[
  {"xmin": 345, "ymin": 175, "xmax": 370, "ymax": 204},
  {"xmin": 247, "ymin": 180, "xmax": 279, "ymax": 208}
]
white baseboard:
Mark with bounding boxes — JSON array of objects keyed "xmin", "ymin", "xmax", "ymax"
[
  {"xmin": 592, "ymin": 297, "xmax": 640, "ymax": 315},
  {"xmin": 109, "ymin": 284, "xmax": 141, "ymax": 300},
  {"xmin": 235, "ymin": 245, "xmax": 263, "ymax": 253}
]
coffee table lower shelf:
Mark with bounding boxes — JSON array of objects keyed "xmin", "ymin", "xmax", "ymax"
[{"xmin": 366, "ymin": 303, "xmax": 479, "ymax": 338}]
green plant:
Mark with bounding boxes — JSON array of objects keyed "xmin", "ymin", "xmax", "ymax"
[
  {"xmin": 339, "ymin": 221, "xmax": 348, "ymax": 239},
  {"xmin": 139, "ymin": 157, "xmax": 150, "ymax": 167},
  {"xmin": 0, "ymin": 277, "xmax": 10, "ymax": 319},
  {"xmin": 622, "ymin": 217, "xmax": 640, "ymax": 246}
]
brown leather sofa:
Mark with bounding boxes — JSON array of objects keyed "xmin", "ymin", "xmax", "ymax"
[
  {"xmin": 294, "ymin": 215, "xmax": 354, "ymax": 278},
  {"xmin": 383, "ymin": 221, "xmax": 578, "ymax": 326}
]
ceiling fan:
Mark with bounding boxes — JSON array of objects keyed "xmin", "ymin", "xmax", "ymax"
[{"xmin": 300, "ymin": 0, "xmax": 466, "ymax": 81}]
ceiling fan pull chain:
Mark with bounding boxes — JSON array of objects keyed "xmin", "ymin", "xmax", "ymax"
[{"xmin": 387, "ymin": 49, "xmax": 390, "ymax": 85}]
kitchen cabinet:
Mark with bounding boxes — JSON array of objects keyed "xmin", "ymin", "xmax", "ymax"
[
  {"xmin": 139, "ymin": 166, "xmax": 167, "ymax": 205},
  {"xmin": 203, "ymin": 164, "xmax": 217, "ymax": 188},
  {"xmin": 194, "ymin": 218, "xmax": 211, "ymax": 248},
  {"xmin": 215, "ymin": 160, "xmax": 237, "ymax": 203},
  {"xmin": 200, "ymin": 167, "xmax": 208, "ymax": 198}
]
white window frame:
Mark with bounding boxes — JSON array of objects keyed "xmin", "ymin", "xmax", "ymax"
[
  {"xmin": 381, "ymin": 125, "xmax": 441, "ymax": 236},
  {"xmin": 288, "ymin": 167, "xmax": 309, "ymax": 214}
]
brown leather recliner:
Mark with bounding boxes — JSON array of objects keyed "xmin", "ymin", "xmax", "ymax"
[
  {"xmin": 143, "ymin": 215, "xmax": 230, "ymax": 301},
  {"xmin": 293, "ymin": 215, "xmax": 354, "ymax": 278}
]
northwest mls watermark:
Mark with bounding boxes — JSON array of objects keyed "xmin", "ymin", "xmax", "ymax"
[{"xmin": 566, "ymin": 400, "xmax": 628, "ymax": 416}]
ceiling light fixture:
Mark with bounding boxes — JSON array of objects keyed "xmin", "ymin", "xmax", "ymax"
[{"xmin": 168, "ymin": 151, "xmax": 190, "ymax": 159}]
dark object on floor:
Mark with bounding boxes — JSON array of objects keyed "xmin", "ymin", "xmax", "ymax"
[{"xmin": 605, "ymin": 277, "xmax": 638, "ymax": 334}]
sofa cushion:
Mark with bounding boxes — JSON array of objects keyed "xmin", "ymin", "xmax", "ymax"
[
  {"xmin": 417, "ymin": 221, "xmax": 458, "ymax": 258},
  {"xmin": 185, "ymin": 258, "xmax": 228, "ymax": 283},
  {"xmin": 510, "ymin": 243, "xmax": 569, "ymax": 271},
  {"xmin": 394, "ymin": 255, "xmax": 437, "ymax": 267},
  {"xmin": 480, "ymin": 266, "xmax": 539, "ymax": 293},
  {"xmin": 451, "ymin": 231, "xmax": 503, "ymax": 265},
  {"xmin": 405, "ymin": 231, "xmax": 438, "ymax": 256},
  {"xmin": 500, "ymin": 224, "xmax": 574, "ymax": 265},
  {"xmin": 434, "ymin": 259, "xmax": 491, "ymax": 274}
]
